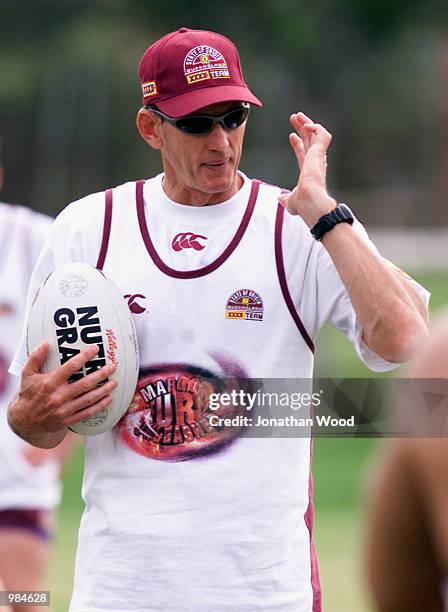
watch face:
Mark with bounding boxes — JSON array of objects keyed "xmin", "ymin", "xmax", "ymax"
[{"xmin": 338, "ymin": 203, "xmax": 354, "ymax": 220}]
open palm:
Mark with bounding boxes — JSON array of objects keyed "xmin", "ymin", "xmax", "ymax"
[{"xmin": 278, "ymin": 112, "xmax": 336, "ymax": 228}]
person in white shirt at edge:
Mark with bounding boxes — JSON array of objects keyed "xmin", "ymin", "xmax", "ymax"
[
  {"xmin": 0, "ymin": 147, "xmax": 78, "ymax": 612},
  {"xmin": 7, "ymin": 27, "xmax": 429, "ymax": 612}
]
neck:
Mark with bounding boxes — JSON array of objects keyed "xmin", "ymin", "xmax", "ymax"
[{"xmin": 161, "ymin": 172, "xmax": 243, "ymax": 207}]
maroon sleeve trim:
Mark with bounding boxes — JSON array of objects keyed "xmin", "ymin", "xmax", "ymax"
[
  {"xmin": 304, "ymin": 438, "xmax": 322, "ymax": 611},
  {"xmin": 275, "ymin": 204, "xmax": 315, "ymax": 353},
  {"xmin": 96, "ymin": 188, "xmax": 113, "ymax": 270}
]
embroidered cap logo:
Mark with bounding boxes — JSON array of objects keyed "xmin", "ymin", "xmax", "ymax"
[{"xmin": 183, "ymin": 45, "xmax": 230, "ymax": 85}]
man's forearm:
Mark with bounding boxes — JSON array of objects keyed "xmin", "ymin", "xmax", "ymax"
[
  {"xmin": 385, "ymin": 261, "xmax": 429, "ymax": 325},
  {"xmin": 322, "ymin": 223, "xmax": 429, "ymax": 362},
  {"xmin": 8, "ymin": 395, "xmax": 68, "ymax": 449}
]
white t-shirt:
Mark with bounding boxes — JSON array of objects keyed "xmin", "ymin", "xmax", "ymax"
[
  {"xmin": 0, "ymin": 202, "xmax": 61, "ymax": 510},
  {"xmin": 9, "ymin": 173, "xmax": 429, "ymax": 611}
]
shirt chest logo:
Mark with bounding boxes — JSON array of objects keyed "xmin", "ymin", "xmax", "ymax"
[
  {"xmin": 225, "ymin": 289, "xmax": 264, "ymax": 322},
  {"xmin": 124, "ymin": 294, "xmax": 147, "ymax": 315},
  {"xmin": 172, "ymin": 232, "xmax": 208, "ymax": 252}
]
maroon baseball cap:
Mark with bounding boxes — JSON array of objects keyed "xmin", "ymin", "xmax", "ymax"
[{"xmin": 138, "ymin": 27, "xmax": 262, "ymax": 117}]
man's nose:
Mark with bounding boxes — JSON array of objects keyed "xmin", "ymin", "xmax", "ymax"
[{"xmin": 206, "ymin": 123, "xmax": 230, "ymax": 149}]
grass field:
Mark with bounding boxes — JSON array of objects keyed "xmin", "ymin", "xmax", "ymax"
[{"xmin": 46, "ymin": 271, "xmax": 447, "ymax": 611}]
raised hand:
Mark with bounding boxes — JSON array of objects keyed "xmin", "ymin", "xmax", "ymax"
[{"xmin": 278, "ymin": 112, "xmax": 336, "ymax": 227}]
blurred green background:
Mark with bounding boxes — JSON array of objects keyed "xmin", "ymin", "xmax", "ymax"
[
  {"xmin": 1, "ymin": 0, "xmax": 448, "ymax": 227},
  {"xmin": 1, "ymin": 1, "xmax": 448, "ymax": 610}
]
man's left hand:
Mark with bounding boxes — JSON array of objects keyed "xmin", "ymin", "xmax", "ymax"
[{"xmin": 278, "ymin": 112, "xmax": 336, "ymax": 228}]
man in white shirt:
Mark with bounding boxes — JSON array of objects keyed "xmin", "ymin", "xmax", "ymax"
[
  {"xmin": 7, "ymin": 28, "xmax": 429, "ymax": 611},
  {"xmin": 0, "ymin": 151, "xmax": 78, "ymax": 612}
]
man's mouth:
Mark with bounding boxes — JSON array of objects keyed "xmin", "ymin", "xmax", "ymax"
[{"xmin": 202, "ymin": 159, "xmax": 229, "ymax": 169}]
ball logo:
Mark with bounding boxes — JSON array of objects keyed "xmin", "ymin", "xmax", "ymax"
[
  {"xmin": 53, "ymin": 305, "xmax": 108, "ymax": 382},
  {"xmin": 225, "ymin": 289, "xmax": 264, "ymax": 322},
  {"xmin": 105, "ymin": 328, "xmax": 118, "ymax": 367},
  {"xmin": 58, "ymin": 274, "xmax": 88, "ymax": 298},
  {"xmin": 82, "ymin": 409, "xmax": 108, "ymax": 427},
  {"xmin": 183, "ymin": 45, "xmax": 230, "ymax": 85},
  {"xmin": 171, "ymin": 232, "xmax": 207, "ymax": 252},
  {"xmin": 124, "ymin": 294, "xmax": 147, "ymax": 314}
]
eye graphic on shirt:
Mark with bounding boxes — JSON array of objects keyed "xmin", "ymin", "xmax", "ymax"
[
  {"xmin": 171, "ymin": 232, "xmax": 208, "ymax": 252},
  {"xmin": 117, "ymin": 359, "xmax": 252, "ymax": 462}
]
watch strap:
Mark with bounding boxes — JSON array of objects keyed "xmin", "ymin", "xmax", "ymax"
[{"xmin": 310, "ymin": 204, "xmax": 354, "ymax": 241}]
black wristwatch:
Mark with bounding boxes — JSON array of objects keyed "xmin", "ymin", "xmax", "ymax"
[{"xmin": 310, "ymin": 204, "xmax": 354, "ymax": 241}]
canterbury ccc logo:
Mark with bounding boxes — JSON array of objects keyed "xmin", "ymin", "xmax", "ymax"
[
  {"xmin": 171, "ymin": 232, "xmax": 207, "ymax": 252},
  {"xmin": 124, "ymin": 294, "xmax": 147, "ymax": 314}
]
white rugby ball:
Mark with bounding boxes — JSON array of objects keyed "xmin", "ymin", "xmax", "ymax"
[{"xmin": 26, "ymin": 262, "xmax": 139, "ymax": 436}]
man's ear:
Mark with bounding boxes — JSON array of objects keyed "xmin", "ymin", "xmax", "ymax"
[{"xmin": 136, "ymin": 108, "xmax": 164, "ymax": 150}]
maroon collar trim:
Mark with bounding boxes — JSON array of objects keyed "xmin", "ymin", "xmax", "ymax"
[
  {"xmin": 136, "ymin": 179, "xmax": 260, "ymax": 279},
  {"xmin": 96, "ymin": 188, "xmax": 113, "ymax": 271}
]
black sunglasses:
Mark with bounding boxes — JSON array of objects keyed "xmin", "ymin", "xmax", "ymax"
[{"xmin": 146, "ymin": 103, "xmax": 250, "ymax": 135}]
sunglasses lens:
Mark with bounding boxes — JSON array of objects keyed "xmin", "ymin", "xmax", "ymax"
[
  {"xmin": 176, "ymin": 116, "xmax": 214, "ymax": 134},
  {"xmin": 175, "ymin": 105, "xmax": 249, "ymax": 134},
  {"xmin": 223, "ymin": 107, "xmax": 249, "ymax": 129}
]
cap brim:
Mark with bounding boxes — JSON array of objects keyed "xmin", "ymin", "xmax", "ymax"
[{"xmin": 155, "ymin": 85, "xmax": 262, "ymax": 117}]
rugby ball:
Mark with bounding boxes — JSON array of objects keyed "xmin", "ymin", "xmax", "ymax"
[{"xmin": 26, "ymin": 262, "xmax": 139, "ymax": 436}]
